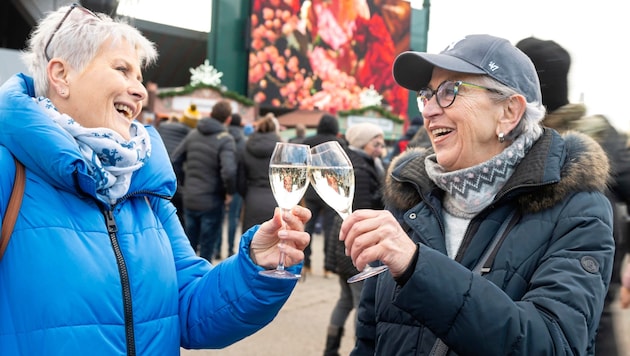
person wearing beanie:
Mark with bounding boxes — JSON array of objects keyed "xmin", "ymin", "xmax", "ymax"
[
  {"xmin": 346, "ymin": 122, "xmax": 384, "ymax": 149},
  {"xmin": 515, "ymin": 37, "xmax": 570, "ymax": 112},
  {"xmin": 518, "ymin": 36, "xmax": 630, "ymax": 355},
  {"xmin": 341, "ymin": 34, "xmax": 613, "ymax": 355},
  {"xmin": 323, "ymin": 122, "xmax": 385, "ymax": 356}
]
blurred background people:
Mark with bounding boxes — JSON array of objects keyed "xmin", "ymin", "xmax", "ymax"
[
  {"xmin": 219, "ymin": 112, "xmax": 247, "ymax": 258},
  {"xmin": 171, "ymin": 100, "xmax": 236, "ymax": 262},
  {"xmin": 157, "ymin": 107, "xmax": 193, "ymax": 224},
  {"xmin": 386, "ymin": 115, "xmax": 423, "ymax": 163},
  {"xmin": 323, "ymin": 122, "xmax": 386, "ymax": 356},
  {"xmin": 289, "ymin": 123, "xmax": 307, "ymax": 144},
  {"xmin": 517, "ymin": 36, "xmax": 630, "ymax": 355},
  {"xmin": 237, "ymin": 113, "xmax": 284, "ymax": 233}
]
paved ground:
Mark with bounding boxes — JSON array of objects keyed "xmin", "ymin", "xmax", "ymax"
[{"xmin": 181, "ymin": 228, "xmax": 630, "ymax": 356}]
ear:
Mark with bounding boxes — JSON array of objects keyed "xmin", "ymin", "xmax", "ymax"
[
  {"xmin": 497, "ymin": 94, "xmax": 526, "ymax": 136},
  {"xmin": 47, "ymin": 59, "xmax": 70, "ymax": 98}
]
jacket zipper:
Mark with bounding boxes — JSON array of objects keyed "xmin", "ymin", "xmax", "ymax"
[{"xmin": 104, "ymin": 209, "xmax": 136, "ymax": 356}]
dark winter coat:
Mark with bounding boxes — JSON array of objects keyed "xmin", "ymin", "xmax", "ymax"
[
  {"xmin": 171, "ymin": 117, "xmax": 236, "ymax": 211},
  {"xmin": 228, "ymin": 125, "xmax": 247, "ymax": 157},
  {"xmin": 157, "ymin": 121, "xmax": 191, "ymax": 156},
  {"xmin": 352, "ymin": 129, "xmax": 615, "ymax": 355},
  {"xmin": 237, "ymin": 131, "xmax": 282, "ymax": 232}
]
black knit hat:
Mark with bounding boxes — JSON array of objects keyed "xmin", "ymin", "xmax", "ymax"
[{"xmin": 516, "ymin": 37, "xmax": 571, "ymax": 112}]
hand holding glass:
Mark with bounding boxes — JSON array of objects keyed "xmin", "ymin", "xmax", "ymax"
[
  {"xmin": 309, "ymin": 141, "xmax": 389, "ymax": 283},
  {"xmin": 262, "ymin": 142, "xmax": 311, "ymax": 279}
]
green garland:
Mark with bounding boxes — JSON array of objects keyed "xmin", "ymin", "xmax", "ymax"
[
  {"xmin": 337, "ymin": 105, "xmax": 404, "ymax": 123},
  {"xmin": 157, "ymin": 83, "xmax": 255, "ymax": 107}
]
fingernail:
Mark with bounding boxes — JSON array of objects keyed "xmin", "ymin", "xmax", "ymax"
[{"xmin": 278, "ymin": 230, "xmax": 288, "ymax": 238}]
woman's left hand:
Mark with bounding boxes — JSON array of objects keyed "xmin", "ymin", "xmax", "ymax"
[
  {"xmin": 250, "ymin": 206, "xmax": 311, "ymax": 269},
  {"xmin": 340, "ymin": 209, "xmax": 417, "ymax": 278}
]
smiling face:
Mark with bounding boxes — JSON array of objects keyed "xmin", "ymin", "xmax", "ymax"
[
  {"xmin": 50, "ymin": 38, "xmax": 147, "ymax": 140},
  {"xmin": 421, "ymin": 68, "xmax": 511, "ymax": 172}
]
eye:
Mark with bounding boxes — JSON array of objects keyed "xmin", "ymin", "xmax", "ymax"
[{"xmin": 116, "ymin": 66, "xmax": 128, "ymax": 73}]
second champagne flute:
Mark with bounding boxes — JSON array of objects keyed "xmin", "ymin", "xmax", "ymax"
[
  {"xmin": 309, "ymin": 141, "xmax": 389, "ymax": 283},
  {"xmin": 262, "ymin": 142, "xmax": 311, "ymax": 280}
]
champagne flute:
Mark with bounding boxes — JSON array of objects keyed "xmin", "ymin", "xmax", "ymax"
[
  {"xmin": 309, "ymin": 141, "xmax": 389, "ymax": 283},
  {"xmin": 261, "ymin": 142, "xmax": 311, "ymax": 279}
]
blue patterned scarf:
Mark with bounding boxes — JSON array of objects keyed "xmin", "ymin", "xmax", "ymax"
[
  {"xmin": 425, "ymin": 130, "xmax": 539, "ymax": 218},
  {"xmin": 35, "ymin": 97, "xmax": 151, "ymax": 205}
]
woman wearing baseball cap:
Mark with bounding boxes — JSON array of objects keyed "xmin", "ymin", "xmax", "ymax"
[{"xmin": 341, "ymin": 34, "xmax": 614, "ymax": 355}]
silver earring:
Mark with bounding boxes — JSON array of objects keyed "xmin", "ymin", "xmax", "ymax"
[{"xmin": 498, "ymin": 132, "xmax": 505, "ymax": 143}]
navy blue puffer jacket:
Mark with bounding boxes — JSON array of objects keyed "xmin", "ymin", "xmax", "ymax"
[{"xmin": 352, "ymin": 129, "xmax": 614, "ymax": 355}]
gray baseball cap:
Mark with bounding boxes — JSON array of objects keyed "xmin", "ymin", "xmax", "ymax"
[{"xmin": 393, "ymin": 34, "xmax": 542, "ymax": 104}]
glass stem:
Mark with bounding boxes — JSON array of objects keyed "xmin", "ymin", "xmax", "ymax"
[{"xmin": 276, "ymin": 208, "xmax": 290, "ymax": 271}]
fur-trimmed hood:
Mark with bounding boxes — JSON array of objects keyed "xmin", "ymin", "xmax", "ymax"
[{"xmin": 383, "ymin": 128, "xmax": 610, "ymax": 214}]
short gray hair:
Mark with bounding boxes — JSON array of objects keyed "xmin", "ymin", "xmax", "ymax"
[
  {"xmin": 476, "ymin": 75, "xmax": 546, "ymax": 140},
  {"xmin": 21, "ymin": 4, "xmax": 158, "ymax": 97}
]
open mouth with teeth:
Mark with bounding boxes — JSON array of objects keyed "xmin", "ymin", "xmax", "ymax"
[
  {"xmin": 432, "ymin": 128, "xmax": 453, "ymax": 138},
  {"xmin": 115, "ymin": 103, "xmax": 134, "ymax": 119}
]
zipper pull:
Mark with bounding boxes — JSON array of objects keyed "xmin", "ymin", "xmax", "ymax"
[{"xmin": 104, "ymin": 209, "xmax": 118, "ymax": 233}]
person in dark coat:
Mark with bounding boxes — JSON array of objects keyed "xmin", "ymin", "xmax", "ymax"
[
  {"xmin": 301, "ymin": 113, "xmax": 347, "ymax": 276},
  {"xmin": 517, "ymin": 36, "xmax": 630, "ymax": 355},
  {"xmin": 171, "ymin": 100, "xmax": 237, "ymax": 262},
  {"xmin": 386, "ymin": 115, "xmax": 423, "ymax": 163},
  {"xmin": 237, "ymin": 114, "xmax": 283, "ymax": 232},
  {"xmin": 220, "ymin": 113, "xmax": 247, "ymax": 258},
  {"xmin": 341, "ymin": 34, "xmax": 614, "ymax": 355},
  {"xmin": 323, "ymin": 122, "xmax": 386, "ymax": 356},
  {"xmin": 157, "ymin": 112, "xmax": 192, "ymax": 225}
]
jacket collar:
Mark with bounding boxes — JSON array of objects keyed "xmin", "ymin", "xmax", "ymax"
[{"xmin": 384, "ymin": 128, "xmax": 609, "ymax": 214}]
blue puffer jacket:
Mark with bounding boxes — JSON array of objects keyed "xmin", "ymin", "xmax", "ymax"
[
  {"xmin": 352, "ymin": 129, "xmax": 615, "ymax": 355},
  {"xmin": 0, "ymin": 74, "xmax": 300, "ymax": 355}
]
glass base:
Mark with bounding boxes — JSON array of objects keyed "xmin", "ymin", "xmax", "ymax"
[
  {"xmin": 259, "ymin": 269, "xmax": 301, "ymax": 280},
  {"xmin": 347, "ymin": 265, "xmax": 389, "ymax": 283}
]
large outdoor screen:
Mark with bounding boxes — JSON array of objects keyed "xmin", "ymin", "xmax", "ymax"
[{"xmin": 248, "ymin": 0, "xmax": 411, "ymax": 119}]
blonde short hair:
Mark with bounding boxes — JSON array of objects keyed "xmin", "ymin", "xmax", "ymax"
[{"xmin": 22, "ymin": 4, "xmax": 158, "ymax": 97}]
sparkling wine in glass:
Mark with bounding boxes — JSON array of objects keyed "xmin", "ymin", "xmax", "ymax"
[
  {"xmin": 309, "ymin": 141, "xmax": 389, "ymax": 283},
  {"xmin": 261, "ymin": 142, "xmax": 311, "ymax": 279}
]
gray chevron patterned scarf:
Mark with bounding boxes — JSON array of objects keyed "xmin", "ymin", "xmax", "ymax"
[{"xmin": 425, "ymin": 129, "xmax": 539, "ymax": 218}]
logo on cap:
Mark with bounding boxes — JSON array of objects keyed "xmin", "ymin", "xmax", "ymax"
[{"xmin": 487, "ymin": 61, "xmax": 500, "ymax": 72}]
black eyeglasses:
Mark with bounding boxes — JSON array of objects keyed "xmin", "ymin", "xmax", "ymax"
[
  {"xmin": 416, "ymin": 80, "xmax": 503, "ymax": 112},
  {"xmin": 44, "ymin": 3, "xmax": 101, "ymax": 62}
]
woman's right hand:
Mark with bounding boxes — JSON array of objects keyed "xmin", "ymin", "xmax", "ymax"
[{"xmin": 339, "ymin": 209, "xmax": 416, "ymax": 278}]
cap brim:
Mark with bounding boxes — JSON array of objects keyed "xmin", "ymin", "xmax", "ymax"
[{"xmin": 393, "ymin": 52, "xmax": 486, "ymax": 91}]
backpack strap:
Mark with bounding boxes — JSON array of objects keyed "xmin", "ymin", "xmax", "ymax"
[
  {"xmin": 429, "ymin": 209, "xmax": 520, "ymax": 356},
  {"xmin": 1, "ymin": 157, "xmax": 26, "ymax": 260}
]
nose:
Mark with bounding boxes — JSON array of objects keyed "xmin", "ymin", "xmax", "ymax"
[
  {"xmin": 130, "ymin": 79, "xmax": 147, "ymax": 102},
  {"xmin": 419, "ymin": 95, "xmax": 441, "ymax": 119}
]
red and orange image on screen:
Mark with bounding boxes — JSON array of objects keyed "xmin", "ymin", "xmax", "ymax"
[{"xmin": 248, "ymin": 0, "xmax": 411, "ymax": 118}]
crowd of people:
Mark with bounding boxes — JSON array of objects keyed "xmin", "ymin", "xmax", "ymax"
[{"xmin": 2, "ymin": 3, "xmax": 630, "ymax": 356}]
